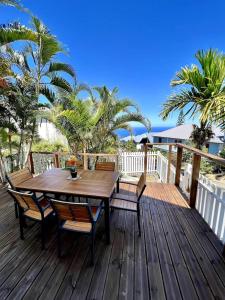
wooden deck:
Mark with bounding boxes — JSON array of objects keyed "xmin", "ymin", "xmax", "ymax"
[{"xmin": 0, "ymin": 182, "xmax": 225, "ymax": 299}]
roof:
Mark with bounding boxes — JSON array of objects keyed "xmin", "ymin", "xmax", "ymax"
[
  {"xmin": 152, "ymin": 124, "xmax": 194, "ymax": 139},
  {"xmin": 122, "ymin": 124, "xmax": 225, "ymax": 144},
  {"xmin": 152, "ymin": 124, "xmax": 224, "ymax": 144},
  {"xmin": 121, "ymin": 132, "xmax": 154, "ymax": 143}
]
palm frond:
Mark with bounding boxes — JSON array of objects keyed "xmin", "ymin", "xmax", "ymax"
[
  {"xmin": 50, "ymin": 76, "xmax": 73, "ymax": 93},
  {"xmin": 47, "ymin": 62, "xmax": 76, "ymax": 78},
  {"xmin": 39, "ymin": 86, "xmax": 56, "ymax": 103},
  {"xmin": 0, "ymin": 23, "xmax": 37, "ymax": 46}
]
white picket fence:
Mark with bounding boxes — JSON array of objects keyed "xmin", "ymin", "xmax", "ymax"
[{"xmin": 119, "ymin": 151, "xmax": 158, "ymax": 175}]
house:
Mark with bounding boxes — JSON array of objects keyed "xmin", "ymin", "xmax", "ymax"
[{"xmin": 152, "ymin": 124, "xmax": 224, "ymax": 154}]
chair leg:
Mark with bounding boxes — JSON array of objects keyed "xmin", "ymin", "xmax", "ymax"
[
  {"xmin": 91, "ymin": 229, "xmax": 95, "ymax": 266},
  {"xmin": 57, "ymin": 228, "xmax": 61, "ymax": 257},
  {"xmin": 41, "ymin": 220, "xmax": 46, "ymax": 250},
  {"xmin": 19, "ymin": 213, "xmax": 24, "ymax": 240},
  {"xmin": 137, "ymin": 209, "xmax": 141, "ymax": 236},
  {"xmin": 14, "ymin": 201, "xmax": 18, "ymax": 218}
]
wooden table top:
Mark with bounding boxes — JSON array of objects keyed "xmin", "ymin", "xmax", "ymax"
[{"xmin": 15, "ymin": 168, "xmax": 120, "ymax": 199}]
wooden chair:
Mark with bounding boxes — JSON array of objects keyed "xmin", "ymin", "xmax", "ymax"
[
  {"xmin": 6, "ymin": 168, "xmax": 44, "ymax": 218},
  {"xmin": 95, "ymin": 162, "xmax": 115, "ymax": 171},
  {"xmin": 7, "ymin": 189, "xmax": 54, "ymax": 249},
  {"xmin": 50, "ymin": 199, "xmax": 103, "ymax": 264},
  {"xmin": 111, "ymin": 173, "xmax": 146, "ymax": 236}
]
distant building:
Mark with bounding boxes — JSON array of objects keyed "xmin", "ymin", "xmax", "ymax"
[
  {"xmin": 121, "ymin": 124, "xmax": 224, "ymax": 154},
  {"xmin": 152, "ymin": 124, "xmax": 224, "ymax": 154}
]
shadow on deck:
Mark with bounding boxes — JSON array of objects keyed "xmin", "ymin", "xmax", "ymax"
[{"xmin": 0, "ymin": 183, "xmax": 225, "ymax": 299}]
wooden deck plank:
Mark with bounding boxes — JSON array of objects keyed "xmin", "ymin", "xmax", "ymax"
[
  {"xmin": 86, "ymin": 211, "xmax": 120, "ymax": 300},
  {"xmin": 159, "ymin": 184, "xmax": 215, "ymax": 299},
  {"xmin": 149, "ymin": 184, "xmax": 199, "ymax": 300},
  {"xmin": 171, "ymin": 186, "xmax": 225, "ymax": 280},
  {"xmin": 0, "ymin": 182, "xmax": 225, "ymax": 299},
  {"xmin": 102, "ymin": 209, "xmax": 126, "ymax": 300},
  {"xmin": 163, "ymin": 184, "xmax": 225, "ymax": 298},
  {"xmin": 148, "ymin": 185, "xmax": 182, "ymax": 299},
  {"xmin": 142, "ymin": 197, "xmax": 166, "ymax": 300}
]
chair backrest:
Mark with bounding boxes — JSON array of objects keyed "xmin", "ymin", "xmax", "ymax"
[
  {"xmin": 95, "ymin": 162, "xmax": 115, "ymax": 171},
  {"xmin": 8, "ymin": 189, "xmax": 40, "ymax": 212},
  {"xmin": 50, "ymin": 199, "xmax": 93, "ymax": 223},
  {"xmin": 136, "ymin": 173, "xmax": 146, "ymax": 200},
  {"xmin": 6, "ymin": 167, "xmax": 33, "ymax": 189}
]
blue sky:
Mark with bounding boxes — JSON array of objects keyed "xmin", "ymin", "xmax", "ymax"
[{"xmin": 2, "ymin": 0, "xmax": 225, "ymax": 127}]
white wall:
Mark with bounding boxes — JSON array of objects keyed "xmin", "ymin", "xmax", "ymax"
[{"xmin": 38, "ymin": 120, "xmax": 68, "ymax": 145}]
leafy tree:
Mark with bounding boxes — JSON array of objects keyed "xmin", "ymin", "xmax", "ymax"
[
  {"xmin": 0, "ymin": 17, "xmax": 76, "ymax": 167},
  {"xmin": 120, "ymin": 140, "xmax": 137, "ymax": 152},
  {"xmin": 32, "ymin": 140, "xmax": 68, "ymax": 153},
  {"xmin": 46, "ymin": 86, "xmax": 150, "ymax": 154},
  {"xmin": 190, "ymin": 124, "xmax": 214, "ymax": 150},
  {"xmin": 176, "ymin": 110, "xmax": 185, "ymax": 126},
  {"xmin": 160, "ymin": 49, "xmax": 225, "ymax": 148}
]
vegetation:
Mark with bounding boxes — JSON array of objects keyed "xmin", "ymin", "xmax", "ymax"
[
  {"xmin": 32, "ymin": 140, "xmax": 68, "ymax": 153},
  {"xmin": 161, "ymin": 49, "xmax": 225, "ymax": 149},
  {"xmin": 0, "ymin": 2, "xmax": 150, "ymax": 172},
  {"xmin": 44, "ymin": 86, "xmax": 150, "ymax": 153},
  {"xmin": 176, "ymin": 110, "xmax": 185, "ymax": 126}
]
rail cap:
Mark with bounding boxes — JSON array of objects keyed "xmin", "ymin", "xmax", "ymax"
[{"xmin": 145, "ymin": 143, "xmax": 225, "ymax": 167}]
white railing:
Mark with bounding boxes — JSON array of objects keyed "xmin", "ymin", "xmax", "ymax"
[
  {"xmin": 156, "ymin": 152, "xmax": 176, "ymax": 184},
  {"xmin": 196, "ymin": 174, "xmax": 225, "ymax": 245},
  {"xmin": 119, "ymin": 151, "xmax": 158, "ymax": 175}
]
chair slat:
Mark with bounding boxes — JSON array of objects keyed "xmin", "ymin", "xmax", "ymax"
[
  {"xmin": 95, "ymin": 162, "xmax": 115, "ymax": 171},
  {"xmin": 7, "ymin": 168, "xmax": 32, "ymax": 188}
]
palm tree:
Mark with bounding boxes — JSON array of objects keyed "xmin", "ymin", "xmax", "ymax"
[
  {"xmin": 48, "ymin": 86, "xmax": 150, "ymax": 154},
  {"xmin": 160, "ymin": 49, "xmax": 225, "ymax": 149},
  {"xmin": 0, "ymin": 17, "xmax": 76, "ymax": 159},
  {"xmin": 92, "ymin": 86, "xmax": 151, "ymax": 152}
]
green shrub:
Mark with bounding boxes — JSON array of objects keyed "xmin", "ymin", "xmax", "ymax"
[{"xmin": 32, "ymin": 140, "xmax": 68, "ymax": 153}]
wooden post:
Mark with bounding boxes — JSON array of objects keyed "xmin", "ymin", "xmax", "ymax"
[
  {"xmin": 29, "ymin": 152, "xmax": 34, "ymax": 174},
  {"xmin": 144, "ymin": 143, "xmax": 147, "ymax": 180},
  {"xmin": 83, "ymin": 147, "xmax": 88, "ymax": 170},
  {"xmin": 167, "ymin": 145, "xmax": 172, "ymax": 183},
  {"xmin": 175, "ymin": 146, "xmax": 183, "ymax": 186},
  {"xmin": 54, "ymin": 153, "xmax": 60, "ymax": 168},
  {"xmin": 115, "ymin": 154, "xmax": 119, "ymax": 171},
  {"xmin": 189, "ymin": 153, "xmax": 201, "ymax": 208}
]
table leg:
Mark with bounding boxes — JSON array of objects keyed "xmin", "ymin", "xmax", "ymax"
[
  {"xmin": 116, "ymin": 178, "xmax": 120, "ymax": 193},
  {"xmin": 105, "ymin": 198, "xmax": 110, "ymax": 244}
]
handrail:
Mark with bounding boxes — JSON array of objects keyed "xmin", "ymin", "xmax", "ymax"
[
  {"xmin": 146, "ymin": 142, "xmax": 225, "ymax": 167},
  {"xmin": 177, "ymin": 143, "xmax": 225, "ymax": 166},
  {"xmin": 78, "ymin": 153, "xmax": 117, "ymax": 156}
]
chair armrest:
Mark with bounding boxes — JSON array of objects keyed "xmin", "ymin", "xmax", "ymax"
[
  {"xmin": 36, "ymin": 194, "xmax": 44, "ymax": 201},
  {"xmin": 112, "ymin": 193, "xmax": 138, "ymax": 203},
  {"xmin": 113, "ymin": 197, "xmax": 138, "ymax": 204},
  {"xmin": 119, "ymin": 181, "xmax": 138, "ymax": 186}
]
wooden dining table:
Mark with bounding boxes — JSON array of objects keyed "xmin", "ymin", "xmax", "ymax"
[{"xmin": 15, "ymin": 168, "xmax": 120, "ymax": 244}]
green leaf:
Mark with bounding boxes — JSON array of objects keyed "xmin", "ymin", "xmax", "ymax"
[
  {"xmin": 47, "ymin": 62, "xmax": 76, "ymax": 78},
  {"xmin": 50, "ymin": 76, "xmax": 73, "ymax": 93}
]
